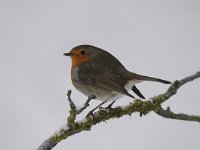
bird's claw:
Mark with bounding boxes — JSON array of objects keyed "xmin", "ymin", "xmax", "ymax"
[
  {"xmin": 86, "ymin": 111, "xmax": 94, "ymax": 118},
  {"xmin": 99, "ymin": 107, "xmax": 112, "ymax": 113}
]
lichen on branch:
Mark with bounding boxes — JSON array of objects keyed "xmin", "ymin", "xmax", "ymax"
[{"xmin": 37, "ymin": 71, "xmax": 200, "ymax": 150}]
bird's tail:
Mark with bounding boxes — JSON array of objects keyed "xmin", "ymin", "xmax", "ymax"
[{"xmin": 131, "ymin": 73, "xmax": 171, "ymax": 84}]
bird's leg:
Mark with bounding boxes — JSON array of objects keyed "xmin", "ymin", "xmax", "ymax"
[
  {"xmin": 99, "ymin": 101, "xmax": 116, "ymax": 112},
  {"xmin": 105, "ymin": 101, "xmax": 116, "ymax": 109},
  {"xmin": 86, "ymin": 101, "xmax": 107, "ymax": 117}
]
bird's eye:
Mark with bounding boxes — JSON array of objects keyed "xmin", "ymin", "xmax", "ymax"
[{"xmin": 80, "ymin": 50, "xmax": 86, "ymax": 55}]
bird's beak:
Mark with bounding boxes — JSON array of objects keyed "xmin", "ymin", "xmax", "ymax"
[{"xmin": 63, "ymin": 52, "xmax": 72, "ymax": 56}]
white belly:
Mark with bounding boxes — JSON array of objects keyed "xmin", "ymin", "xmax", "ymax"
[
  {"xmin": 125, "ymin": 80, "xmax": 140, "ymax": 91},
  {"xmin": 73, "ymin": 79, "xmax": 140, "ymax": 102},
  {"xmin": 73, "ymin": 81, "xmax": 121, "ymax": 101}
]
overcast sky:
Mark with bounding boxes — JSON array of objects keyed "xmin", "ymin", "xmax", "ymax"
[{"xmin": 0, "ymin": 0, "xmax": 200, "ymax": 150}]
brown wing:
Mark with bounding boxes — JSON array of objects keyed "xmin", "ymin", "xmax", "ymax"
[
  {"xmin": 95, "ymin": 69, "xmax": 134, "ymax": 98},
  {"xmin": 77, "ymin": 55, "xmax": 134, "ymax": 98}
]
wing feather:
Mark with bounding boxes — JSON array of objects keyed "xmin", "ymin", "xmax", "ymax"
[{"xmin": 78, "ymin": 61, "xmax": 134, "ymax": 98}]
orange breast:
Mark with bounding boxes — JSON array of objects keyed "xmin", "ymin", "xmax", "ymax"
[{"xmin": 70, "ymin": 55, "xmax": 91, "ymax": 83}]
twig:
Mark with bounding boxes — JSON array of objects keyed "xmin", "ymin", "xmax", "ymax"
[
  {"xmin": 67, "ymin": 92, "xmax": 95, "ymax": 128},
  {"xmin": 67, "ymin": 90, "xmax": 76, "ymax": 110},
  {"xmin": 156, "ymin": 106, "xmax": 200, "ymax": 122},
  {"xmin": 77, "ymin": 95, "xmax": 96, "ymax": 114},
  {"xmin": 66, "ymin": 90, "xmax": 77, "ymax": 128}
]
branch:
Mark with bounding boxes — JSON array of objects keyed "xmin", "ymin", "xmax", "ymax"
[
  {"xmin": 37, "ymin": 71, "xmax": 200, "ymax": 150},
  {"xmin": 76, "ymin": 95, "xmax": 96, "ymax": 114},
  {"xmin": 156, "ymin": 106, "xmax": 200, "ymax": 122},
  {"xmin": 152, "ymin": 71, "xmax": 200, "ymax": 104}
]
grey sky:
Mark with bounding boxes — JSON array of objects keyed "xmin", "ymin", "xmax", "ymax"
[{"xmin": 0, "ymin": 0, "xmax": 200, "ymax": 150}]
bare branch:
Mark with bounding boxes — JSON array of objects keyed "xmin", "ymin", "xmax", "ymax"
[
  {"xmin": 37, "ymin": 138, "xmax": 57, "ymax": 150},
  {"xmin": 67, "ymin": 90, "xmax": 76, "ymax": 110},
  {"xmin": 179, "ymin": 72, "xmax": 200, "ymax": 86},
  {"xmin": 156, "ymin": 106, "xmax": 200, "ymax": 122},
  {"xmin": 77, "ymin": 95, "xmax": 96, "ymax": 114}
]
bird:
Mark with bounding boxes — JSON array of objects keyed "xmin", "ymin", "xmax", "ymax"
[{"xmin": 64, "ymin": 45, "xmax": 171, "ymax": 115}]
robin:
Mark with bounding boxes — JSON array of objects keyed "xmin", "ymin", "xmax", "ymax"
[{"xmin": 64, "ymin": 45, "xmax": 171, "ymax": 115}]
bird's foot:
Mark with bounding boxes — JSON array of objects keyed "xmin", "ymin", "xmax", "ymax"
[
  {"xmin": 100, "ymin": 101, "xmax": 116, "ymax": 110},
  {"xmin": 99, "ymin": 107, "xmax": 110, "ymax": 113},
  {"xmin": 86, "ymin": 110, "xmax": 94, "ymax": 118},
  {"xmin": 105, "ymin": 103, "xmax": 114, "ymax": 109}
]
